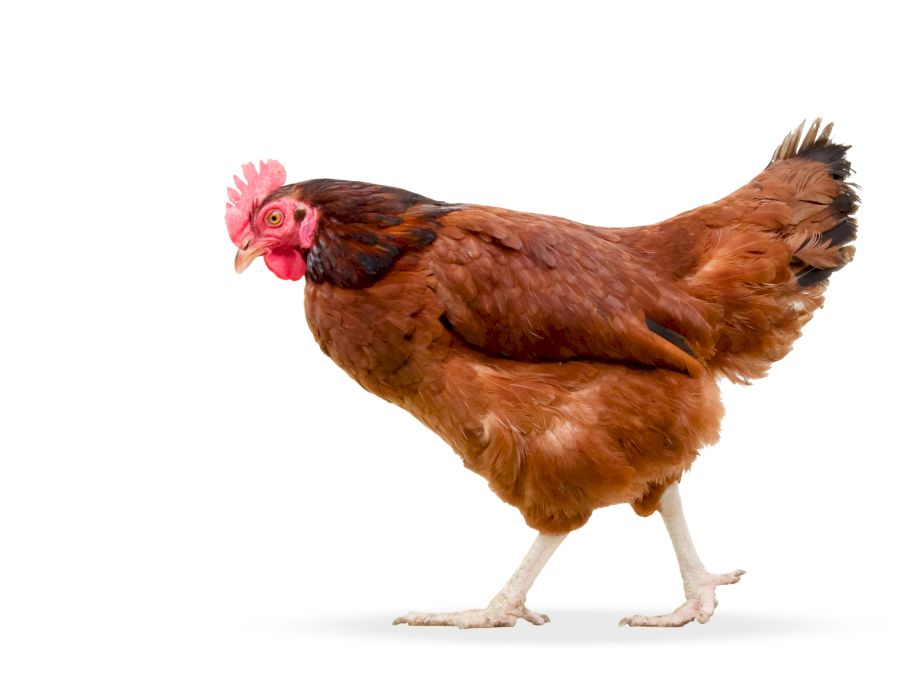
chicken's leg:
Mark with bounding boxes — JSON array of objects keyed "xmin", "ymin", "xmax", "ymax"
[
  {"xmin": 620, "ymin": 483, "xmax": 744, "ymax": 627},
  {"xmin": 394, "ymin": 532, "xmax": 566, "ymax": 628}
]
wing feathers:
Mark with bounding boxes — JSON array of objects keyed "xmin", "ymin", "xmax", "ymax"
[{"xmin": 430, "ymin": 207, "xmax": 711, "ymax": 375}]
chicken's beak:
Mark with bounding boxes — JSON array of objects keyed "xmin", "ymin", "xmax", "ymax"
[{"xmin": 234, "ymin": 239, "xmax": 268, "ymax": 274}]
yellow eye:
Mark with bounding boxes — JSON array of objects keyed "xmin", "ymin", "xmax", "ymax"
[{"xmin": 265, "ymin": 209, "xmax": 284, "ymax": 227}]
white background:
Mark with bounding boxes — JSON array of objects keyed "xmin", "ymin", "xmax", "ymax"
[{"xmin": 2, "ymin": 1, "xmax": 897, "ymax": 673}]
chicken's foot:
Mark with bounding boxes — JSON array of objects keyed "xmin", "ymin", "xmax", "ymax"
[
  {"xmin": 620, "ymin": 483, "xmax": 745, "ymax": 627},
  {"xmin": 393, "ymin": 532, "xmax": 565, "ymax": 629}
]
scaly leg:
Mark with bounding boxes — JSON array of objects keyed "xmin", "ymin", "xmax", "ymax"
[
  {"xmin": 394, "ymin": 532, "xmax": 566, "ymax": 628},
  {"xmin": 620, "ymin": 483, "xmax": 745, "ymax": 627}
]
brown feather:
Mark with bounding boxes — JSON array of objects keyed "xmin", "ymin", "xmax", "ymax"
[{"xmin": 295, "ymin": 120, "xmax": 857, "ymax": 530}]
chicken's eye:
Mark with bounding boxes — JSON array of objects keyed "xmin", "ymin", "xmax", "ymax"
[{"xmin": 265, "ymin": 209, "xmax": 284, "ymax": 227}]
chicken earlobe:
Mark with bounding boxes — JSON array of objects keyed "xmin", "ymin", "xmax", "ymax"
[
  {"xmin": 393, "ymin": 532, "xmax": 566, "ymax": 629},
  {"xmin": 619, "ymin": 483, "xmax": 745, "ymax": 627}
]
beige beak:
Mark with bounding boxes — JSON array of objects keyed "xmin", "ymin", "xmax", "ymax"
[{"xmin": 234, "ymin": 241, "xmax": 267, "ymax": 274}]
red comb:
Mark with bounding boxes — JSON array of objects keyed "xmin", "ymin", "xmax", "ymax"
[{"xmin": 225, "ymin": 160, "xmax": 287, "ymax": 244}]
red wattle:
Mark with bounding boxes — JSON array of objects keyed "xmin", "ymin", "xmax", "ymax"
[{"xmin": 264, "ymin": 247, "xmax": 307, "ymax": 281}]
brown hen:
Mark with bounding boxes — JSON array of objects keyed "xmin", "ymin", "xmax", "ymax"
[{"xmin": 228, "ymin": 119, "xmax": 857, "ymax": 628}]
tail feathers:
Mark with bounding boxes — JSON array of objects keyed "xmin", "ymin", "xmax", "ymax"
[
  {"xmin": 770, "ymin": 118, "xmax": 850, "ymax": 177},
  {"xmin": 769, "ymin": 118, "xmax": 859, "ymax": 289},
  {"xmin": 685, "ymin": 119, "xmax": 860, "ymax": 384}
]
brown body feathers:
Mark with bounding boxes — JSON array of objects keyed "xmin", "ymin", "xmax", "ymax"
[{"xmin": 299, "ymin": 120, "xmax": 857, "ymax": 533}]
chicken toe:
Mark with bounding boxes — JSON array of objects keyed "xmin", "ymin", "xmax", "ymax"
[
  {"xmin": 619, "ymin": 569, "xmax": 745, "ymax": 627},
  {"xmin": 394, "ymin": 604, "xmax": 550, "ymax": 629}
]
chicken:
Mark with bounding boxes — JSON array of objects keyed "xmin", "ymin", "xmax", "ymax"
[{"xmin": 226, "ymin": 119, "xmax": 857, "ymax": 628}]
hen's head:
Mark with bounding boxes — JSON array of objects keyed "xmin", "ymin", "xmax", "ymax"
[{"xmin": 225, "ymin": 160, "xmax": 317, "ymax": 281}]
